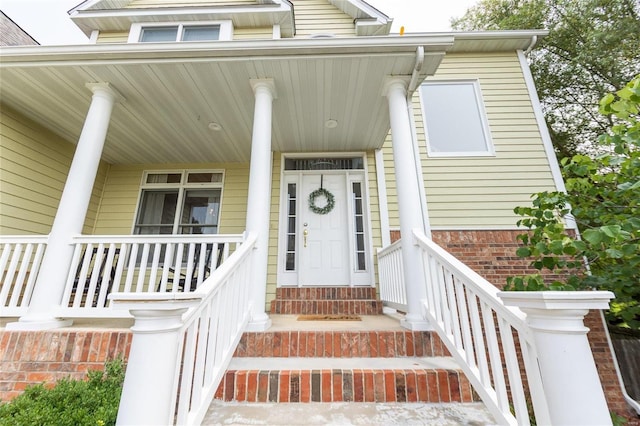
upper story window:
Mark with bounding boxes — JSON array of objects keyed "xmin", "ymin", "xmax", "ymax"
[
  {"xmin": 128, "ymin": 21, "xmax": 233, "ymax": 43},
  {"xmin": 133, "ymin": 170, "xmax": 224, "ymax": 235},
  {"xmin": 419, "ymin": 80, "xmax": 495, "ymax": 157}
]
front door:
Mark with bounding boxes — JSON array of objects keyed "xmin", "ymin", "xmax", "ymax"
[
  {"xmin": 277, "ymin": 156, "xmax": 373, "ymax": 287},
  {"xmin": 299, "ymin": 173, "xmax": 349, "ymax": 285}
]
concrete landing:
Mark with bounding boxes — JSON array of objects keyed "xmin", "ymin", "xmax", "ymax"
[{"xmin": 203, "ymin": 401, "xmax": 496, "ymax": 425}]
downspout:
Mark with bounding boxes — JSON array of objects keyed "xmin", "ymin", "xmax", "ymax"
[
  {"xmin": 406, "ymin": 46, "xmax": 432, "ymax": 237},
  {"xmin": 525, "ymin": 35, "xmax": 537, "ymax": 55}
]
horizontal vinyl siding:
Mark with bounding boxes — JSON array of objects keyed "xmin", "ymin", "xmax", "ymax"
[
  {"xmin": 93, "ymin": 162, "xmax": 249, "ymax": 235},
  {"xmin": 126, "ymin": 0, "xmax": 257, "ymax": 7},
  {"xmin": 292, "ymin": 0, "xmax": 356, "ymax": 37},
  {"xmin": 233, "ymin": 27, "xmax": 273, "ymax": 40},
  {"xmin": 266, "ymin": 154, "xmax": 280, "ymax": 308},
  {"xmin": 0, "ymin": 105, "xmax": 106, "ymax": 235},
  {"xmin": 384, "ymin": 52, "xmax": 557, "ymax": 230},
  {"xmin": 96, "ymin": 31, "xmax": 129, "ymax": 44}
]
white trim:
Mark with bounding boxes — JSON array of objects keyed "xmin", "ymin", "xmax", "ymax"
[
  {"xmin": 374, "ymin": 149, "xmax": 391, "ymax": 247},
  {"xmin": 272, "ymin": 24, "xmax": 281, "ymax": 39},
  {"xmin": 127, "ymin": 21, "xmax": 233, "ymax": 43},
  {"xmin": 517, "ymin": 50, "xmax": 575, "ymax": 229},
  {"xmin": 419, "ymin": 79, "xmax": 496, "ymax": 158}
]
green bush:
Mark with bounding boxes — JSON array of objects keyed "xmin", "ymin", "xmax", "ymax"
[{"xmin": 0, "ymin": 358, "xmax": 125, "ymax": 426}]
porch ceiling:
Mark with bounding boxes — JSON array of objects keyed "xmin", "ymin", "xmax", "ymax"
[{"xmin": 0, "ymin": 36, "xmax": 453, "ymax": 164}]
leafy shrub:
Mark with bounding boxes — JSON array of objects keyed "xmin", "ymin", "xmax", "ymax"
[
  {"xmin": 506, "ymin": 76, "xmax": 640, "ymax": 330},
  {"xmin": 0, "ymin": 358, "xmax": 125, "ymax": 426}
]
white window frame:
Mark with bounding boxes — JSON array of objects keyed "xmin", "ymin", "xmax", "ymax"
[
  {"xmin": 132, "ymin": 169, "xmax": 225, "ymax": 235},
  {"xmin": 128, "ymin": 21, "xmax": 233, "ymax": 43},
  {"xmin": 419, "ymin": 80, "xmax": 495, "ymax": 157}
]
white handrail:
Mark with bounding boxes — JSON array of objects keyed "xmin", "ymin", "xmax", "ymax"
[
  {"xmin": 411, "ymin": 229, "xmax": 551, "ymax": 426},
  {"xmin": 113, "ymin": 232, "xmax": 257, "ymax": 425}
]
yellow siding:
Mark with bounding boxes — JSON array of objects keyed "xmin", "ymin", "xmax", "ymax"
[
  {"xmin": 96, "ymin": 31, "xmax": 129, "ymax": 44},
  {"xmin": 126, "ymin": 0, "xmax": 257, "ymax": 7},
  {"xmin": 291, "ymin": 0, "xmax": 356, "ymax": 37},
  {"xmin": 234, "ymin": 27, "xmax": 273, "ymax": 40},
  {"xmin": 93, "ymin": 162, "xmax": 249, "ymax": 235},
  {"xmin": 0, "ymin": 105, "xmax": 106, "ymax": 235},
  {"xmin": 266, "ymin": 154, "xmax": 280, "ymax": 309},
  {"xmin": 384, "ymin": 52, "xmax": 557, "ymax": 230}
]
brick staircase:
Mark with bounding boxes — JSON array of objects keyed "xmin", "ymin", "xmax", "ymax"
[{"xmin": 206, "ymin": 287, "xmax": 487, "ymax": 424}]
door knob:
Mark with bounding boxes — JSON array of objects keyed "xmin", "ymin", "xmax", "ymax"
[{"xmin": 303, "ymin": 229, "xmax": 308, "ymax": 247}]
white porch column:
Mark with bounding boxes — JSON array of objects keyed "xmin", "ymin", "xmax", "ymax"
[
  {"xmin": 8, "ymin": 83, "xmax": 122, "ymax": 330},
  {"xmin": 499, "ymin": 291, "xmax": 614, "ymax": 426},
  {"xmin": 384, "ymin": 78, "xmax": 430, "ymax": 330},
  {"xmin": 245, "ymin": 79, "xmax": 276, "ymax": 331}
]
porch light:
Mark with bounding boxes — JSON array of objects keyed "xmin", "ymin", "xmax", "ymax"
[
  {"xmin": 325, "ymin": 119, "xmax": 338, "ymax": 128},
  {"xmin": 208, "ymin": 122, "xmax": 222, "ymax": 131}
]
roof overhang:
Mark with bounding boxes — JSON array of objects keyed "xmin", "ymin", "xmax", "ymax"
[
  {"xmin": 69, "ymin": 1, "xmax": 297, "ymax": 38},
  {"xmin": 0, "ymin": 35, "xmax": 456, "ymax": 164}
]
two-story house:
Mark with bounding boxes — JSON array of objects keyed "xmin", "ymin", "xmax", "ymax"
[{"xmin": 1, "ymin": 0, "xmax": 633, "ymax": 424}]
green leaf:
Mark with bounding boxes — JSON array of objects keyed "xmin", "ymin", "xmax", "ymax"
[
  {"xmin": 516, "ymin": 247, "xmax": 532, "ymax": 257},
  {"xmin": 582, "ymin": 229, "xmax": 603, "ymax": 245}
]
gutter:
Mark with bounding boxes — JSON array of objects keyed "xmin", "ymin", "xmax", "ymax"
[{"xmin": 0, "ymin": 35, "xmax": 455, "ymax": 66}]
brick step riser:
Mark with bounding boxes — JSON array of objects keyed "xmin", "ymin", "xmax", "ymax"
[
  {"xmin": 275, "ymin": 287, "xmax": 378, "ymax": 301},
  {"xmin": 215, "ymin": 369, "xmax": 476, "ymax": 403},
  {"xmin": 270, "ymin": 300, "xmax": 383, "ymax": 315},
  {"xmin": 234, "ymin": 331, "xmax": 450, "ymax": 358}
]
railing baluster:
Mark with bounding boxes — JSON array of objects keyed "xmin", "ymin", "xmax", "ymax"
[{"xmin": 497, "ymin": 317, "xmax": 530, "ymax": 425}]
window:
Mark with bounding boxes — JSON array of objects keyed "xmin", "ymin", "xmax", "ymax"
[
  {"xmin": 134, "ymin": 170, "xmax": 224, "ymax": 235},
  {"xmin": 419, "ymin": 80, "xmax": 494, "ymax": 157},
  {"xmin": 128, "ymin": 22, "xmax": 232, "ymax": 43}
]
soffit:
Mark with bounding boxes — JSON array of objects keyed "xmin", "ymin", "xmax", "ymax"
[{"xmin": 0, "ymin": 36, "xmax": 452, "ymax": 165}]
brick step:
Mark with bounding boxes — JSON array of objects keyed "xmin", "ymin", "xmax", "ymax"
[
  {"xmin": 270, "ymin": 300, "xmax": 383, "ymax": 315},
  {"xmin": 234, "ymin": 330, "xmax": 449, "ymax": 358},
  {"xmin": 214, "ymin": 363, "xmax": 475, "ymax": 403},
  {"xmin": 275, "ymin": 287, "xmax": 378, "ymax": 301}
]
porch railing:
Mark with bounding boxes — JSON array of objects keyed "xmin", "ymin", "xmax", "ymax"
[
  {"xmin": 376, "ymin": 239, "xmax": 407, "ymax": 311},
  {"xmin": 411, "ymin": 230, "xmax": 550, "ymax": 425},
  {"xmin": 379, "ymin": 230, "xmax": 613, "ymax": 425},
  {"xmin": 1, "ymin": 234, "xmax": 244, "ymax": 318},
  {"xmin": 0, "ymin": 236, "xmax": 47, "ymax": 316},
  {"xmin": 112, "ymin": 232, "xmax": 257, "ymax": 425}
]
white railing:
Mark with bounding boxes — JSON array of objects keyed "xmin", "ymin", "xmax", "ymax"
[
  {"xmin": 1, "ymin": 234, "xmax": 244, "ymax": 318},
  {"xmin": 113, "ymin": 232, "xmax": 257, "ymax": 426},
  {"xmin": 409, "ymin": 229, "xmax": 613, "ymax": 425},
  {"xmin": 412, "ymin": 230, "xmax": 548, "ymax": 425},
  {"xmin": 377, "ymin": 239, "xmax": 407, "ymax": 311},
  {"xmin": 0, "ymin": 236, "xmax": 47, "ymax": 316}
]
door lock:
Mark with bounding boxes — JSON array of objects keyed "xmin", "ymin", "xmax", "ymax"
[{"xmin": 303, "ymin": 229, "xmax": 308, "ymax": 247}]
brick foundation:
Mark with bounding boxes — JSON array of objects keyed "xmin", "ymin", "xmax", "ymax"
[{"xmin": 0, "ymin": 330, "xmax": 132, "ymax": 402}]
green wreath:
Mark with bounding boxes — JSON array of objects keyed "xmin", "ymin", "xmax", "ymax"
[{"xmin": 308, "ymin": 188, "xmax": 335, "ymax": 215}]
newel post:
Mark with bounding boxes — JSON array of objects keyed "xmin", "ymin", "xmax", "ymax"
[
  {"xmin": 110, "ymin": 294, "xmax": 201, "ymax": 426},
  {"xmin": 499, "ymin": 291, "xmax": 614, "ymax": 426}
]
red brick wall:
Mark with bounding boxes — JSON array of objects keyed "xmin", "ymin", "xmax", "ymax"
[
  {"xmin": 0, "ymin": 330, "xmax": 131, "ymax": 401},
  {"xmin": 427, "ymin": 229, "xmax": 635, "ymax": 421}
]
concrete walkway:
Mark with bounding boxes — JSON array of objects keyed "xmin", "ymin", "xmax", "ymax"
[{"xmin": 204, "ymin": 401, "xmax": 496, "ymax": 425}]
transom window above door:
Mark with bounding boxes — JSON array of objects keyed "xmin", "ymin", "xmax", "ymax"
[
  {"xmin": 133, "ymin": 170, "xmax": 224, "ymax": 235},
  {"xmin": 128, "ymin": 21, "xmax": 233, "ymax": 43}
]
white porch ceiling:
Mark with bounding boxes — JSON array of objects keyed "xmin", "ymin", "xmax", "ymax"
[{"xmin": 0, "ymin": 36, "xmax": 453, "ymax": 164}]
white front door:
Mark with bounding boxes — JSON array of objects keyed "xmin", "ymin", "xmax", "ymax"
[
  {"xmin": 299, "ymin": 173, "xmax": 349, "ymax": 285},
  {"xmin": 277, "ymin": 158, "xmax": 374, "ymax": 288}
]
